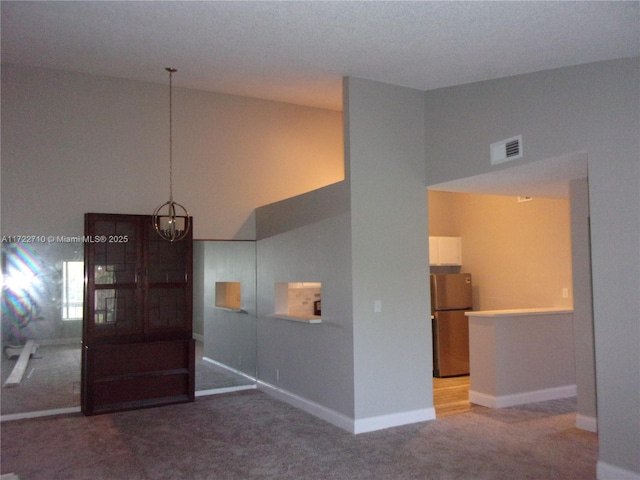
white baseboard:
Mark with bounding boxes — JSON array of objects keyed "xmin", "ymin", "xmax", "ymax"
[
  {"xmin": 201, "ymin": 356, "xmax": 257, "ymax": 383},
  {"xmin": 257, "ymin": 380, "xmax": 435, "ymax": 434},
  {"xmin": 469, "ymin": 384, "xmax": 576, "ymax": 409},
  {"xmin": 353, "ymin": 407, "xmax": 436, "ymax": 434},
  {"xmin": 575, "ymin": 413, "xmax": 598, "ymax": 432},
  {"xmin": 597, "ymin": 462, "xmax": 640, "ymax": 480},
  {"xmin": 196, "ymin": 384, "xmax": 256, "ymax": 397},
  {"xmin": 257, "ymin": 380, "xmax": 355, "ymax": 432},
  {"xmin": 1, "ymin": 406, "xmax": 80, "ymax": 422}
]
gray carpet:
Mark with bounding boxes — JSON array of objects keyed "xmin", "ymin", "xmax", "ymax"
[
  {"xmin": 0, "ymin": 391, "xmax": 598, "ymax": 480},
  {"xmin": 1, "ymin": 344, "xmax": 81, "ymax": 415},
  {"xmin": 1, "ymin": 343, "xmax": 253, "ymax": 416},
  {"xmin": 195, "ymin": 357, "xmax": 254, "ymax": 391}
]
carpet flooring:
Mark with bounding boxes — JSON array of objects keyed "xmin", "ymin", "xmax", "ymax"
[
  {"xmin": 1, "ymin": 344, "xmax": 81, "ymax": 415},
  {"xmin": 1, "ymin": 342, "xmax": 253, "ymax": 416},
  {"xmin": 0, "ymin": 390, "xmax": 598, "ymax": 480}
]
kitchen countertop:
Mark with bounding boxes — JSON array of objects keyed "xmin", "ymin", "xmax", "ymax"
[{"xmin": 465, "ymin": 307, "xmax": 573, "ymax": 317}]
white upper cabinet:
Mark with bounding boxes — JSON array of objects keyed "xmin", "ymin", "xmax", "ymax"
[{"xmin": 429, "ymin": 236, "xmax": 462, "ymax": 266}]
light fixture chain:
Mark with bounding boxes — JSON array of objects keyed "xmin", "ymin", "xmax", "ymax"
[
  {"xmin": 168, "ymin": 67, "xmax": 174, "ymax": 202},
  {"xmin": 153, "ymin": 66, "xmax": 190, "ymax": 243}
]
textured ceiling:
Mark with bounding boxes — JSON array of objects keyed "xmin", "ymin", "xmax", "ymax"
[
  {"xmin": 2, "ymin": 1, "xmax": 638, "ymax": 198},
  {"xmin": 2, "ymin": 1, "xmax": 638, "ymax": 111}
]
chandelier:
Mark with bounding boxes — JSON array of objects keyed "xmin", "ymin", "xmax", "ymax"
[{"xmin": 153, "ymin": 67, "xmax": 191, "ymax": 242}]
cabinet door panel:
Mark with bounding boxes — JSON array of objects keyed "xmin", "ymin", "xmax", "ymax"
[
  {"xmin": 429, "ymin": 236, "xmax": 462, "ymax": 266},
  {"xmin": 82, "ymin": 213, "xmax": 193, "ymax": 415},
  {"xmin": 90, "ymin": 341, "xmax": 192, "ymax": 376},
  {"xmin": 92, "ymin": 219, "xmax": 139, "ymax": 284},
  {"xmin": 92, "ymin": 288, "xmax": 140, "ymax": 335},
  {"xmin": 438, "ymin": 237, "xmax": 462, "ymax": 265},
  {"xmin": 147, "ymin": 222, "xmax": 189, "ymax": 283},
  {"xmin": 92, "ymin": 374, "xmax": 190, "ymax": 408},
  {"xmin": 147, "ymin": 287, "xmax": 189, "ymax": 331},
  {"xmin": 85, "ymin": 215, "xmax": 143, "ymax": 338}
]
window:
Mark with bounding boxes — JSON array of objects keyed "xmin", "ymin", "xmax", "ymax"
[{"xmin": 62, "ymin": 261, "xmax": 84, "ymax": 320}]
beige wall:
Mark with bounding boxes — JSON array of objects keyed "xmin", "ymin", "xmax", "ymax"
[
  {"xmin": 428, "ymin": 190, "xmax": 572, "ymax": 311},
  {"xmin": 1, "ymin": 64, "xmax": 345, "ymax": 240}
]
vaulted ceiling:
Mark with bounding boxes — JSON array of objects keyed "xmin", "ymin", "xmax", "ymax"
[
  {"xmin": 2, "ymin": 1, "xmax": 638, "ymax": 198},
  {"xmin": 2, "ymin": 1, "xmax": 638, "ymax": 111}
]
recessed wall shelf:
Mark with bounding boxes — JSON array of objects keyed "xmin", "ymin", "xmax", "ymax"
[
  {"xmin": 215, "ymin": 307, "xmax": 248, "ymax": 314},
  {"xmin": 273, "ymin": 282, "xmax": 322, "ymax": 323},
  {"xmin": 215, "ymin": 282, "xmax": 241, "ymax": 310},
  {"xmin": 268, "ymin": 313, "xmax": 321, "ymax": 324}
]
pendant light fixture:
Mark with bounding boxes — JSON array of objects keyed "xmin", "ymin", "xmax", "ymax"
[{"xmin": 153, "ymin": 67, "xmax": 191, "ymax": 242}]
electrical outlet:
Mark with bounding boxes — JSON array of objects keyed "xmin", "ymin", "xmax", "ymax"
[
  {"xmin": 562, "ymin": 288, "xmax": 569, "ymax": 298},
  {"xmin": 374, "ymin": 300, "xmax": 382, "ymax": 313}
]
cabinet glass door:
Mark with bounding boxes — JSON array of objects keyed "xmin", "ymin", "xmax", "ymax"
[
  {"xmin": 85, "ymin": 216, "xmax": 142, "ymax": 338},
  {"xmin": 82, "ymin": 213, "xmax": 193, "ymax": 415}
]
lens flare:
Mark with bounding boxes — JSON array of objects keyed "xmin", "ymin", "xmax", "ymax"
[{"xmin": 1, "ymin": 243, "xmax": 49, "ymax": 345}]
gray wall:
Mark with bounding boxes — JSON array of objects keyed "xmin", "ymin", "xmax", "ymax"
[
  {"xmin": 255, "ymin": 181, "xmax": 349, "ymax": 240},
  {"xmin": 3, "ymin": 56, "xmax": 639, "ymax": 476},
  {"xmin": 201, "ymin": 240, "xmax": 257, "ymax": 377},
  {"xmin": 570, "ymin": 178, "xmax": 597, "ymax": 426},
  {"xmin": 256, "ymin": 212, "xmax": 354, "ymax": 417},
  {"xmin": 468, "ymin": 311, "xmax": 575, "ymax": 402},
  {"xmin": 254, "ymin": 77, "xmax": 433, "ymax": 432},
  {"xmin": 345, "ymin": 77, "xmax": 432, "ymax": 423},
  {"xmin": 192, "ymin": 241, "xmax": 205, "ymax": 338},
  {"xmin": 424, "ymin": 58, "xmax": 639, "ymax": 476}
]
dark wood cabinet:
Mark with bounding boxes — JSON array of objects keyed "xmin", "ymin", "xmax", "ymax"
[{"xmin": 82, "ymin": 213, "xmax": 194, "ymax": 415}]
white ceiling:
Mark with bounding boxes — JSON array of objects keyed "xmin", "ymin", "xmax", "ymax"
[
  {"xmin": 2, "ymin": 1, "xmax": 638, "ymax": 198},
  {"xmin": 3, "ymin": 1, "xmax": 638, "ymax": 111}
]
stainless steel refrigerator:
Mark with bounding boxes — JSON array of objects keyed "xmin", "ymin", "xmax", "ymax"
[{"xmin": 431, "ymin": 273, "xmax": 472, "ymax": 378}]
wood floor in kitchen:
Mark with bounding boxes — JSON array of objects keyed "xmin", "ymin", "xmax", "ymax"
[{"xmin": 433, "ymin": 375, "xmax": 471, "ymax": 417}]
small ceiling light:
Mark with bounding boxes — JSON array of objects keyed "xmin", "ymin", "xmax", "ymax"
[{"xmin": 153, "ymin": 67, "xmax": 191, "ymax": 242}]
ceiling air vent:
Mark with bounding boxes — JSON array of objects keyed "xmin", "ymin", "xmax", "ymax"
[{"xmin": 490, "ymin": 135, "xmax": 523, "ymax": 165}]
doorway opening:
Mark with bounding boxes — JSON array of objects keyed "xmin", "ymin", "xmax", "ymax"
[{"xmin": 427, "ymin": 152, "xmax": 591, "ymax": 418}]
